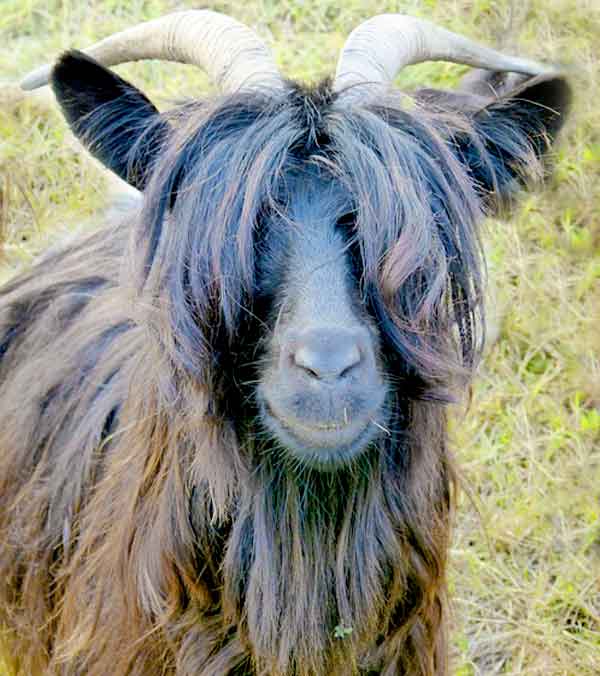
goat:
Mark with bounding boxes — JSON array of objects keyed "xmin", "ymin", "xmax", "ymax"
[{"xmin": 0, "ymin": 10, "xmax": 570, "ymax": 676}]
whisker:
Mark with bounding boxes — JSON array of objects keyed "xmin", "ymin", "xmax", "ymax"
[{"xmin": 370, "ymin": 419, "xmax": 391, "ymax": 436}]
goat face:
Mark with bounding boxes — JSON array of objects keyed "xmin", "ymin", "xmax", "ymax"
[
  {"xmin": 254, "ymin": 173, "xmax": 388, "ymax": 469},
  {"xmin": 49, "ymin": 52, "xmax": 570, "ymax": 475}
]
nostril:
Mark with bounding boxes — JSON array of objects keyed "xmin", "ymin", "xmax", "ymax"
[
  {"xmin": 339, "ymin": 360, "xmax": 359, "ymax": 379},
  {"xmin": 308, "ymin": 367, "xmax": 322, "ymax": 380},
  {"xmin": 296, "ymin": 360, "xmax": 321, "ymax": 380},
  {"xmin": 291, "ymin": 329, "xmax": 363, "ymax": 382}
]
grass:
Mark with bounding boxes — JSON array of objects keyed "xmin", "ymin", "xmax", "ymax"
[{"xmin": 1, "ymin": 1, "xmax": 599, "ymax": 674}]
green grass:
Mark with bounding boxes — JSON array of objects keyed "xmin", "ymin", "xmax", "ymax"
[{"xmin": 1, "ymin": 1, "xmax": 599, "ymax": 674}]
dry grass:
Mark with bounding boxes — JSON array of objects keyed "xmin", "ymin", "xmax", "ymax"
[{"xmin": 1, "ymin": 1, "xmax": 598, "ymax": 674}]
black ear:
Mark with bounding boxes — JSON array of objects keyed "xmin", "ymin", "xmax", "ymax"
[
  {"xmin": 415, "ymin": 73, "xmax": 571, "ymax": 209},
  {"xmin": 456, "ymin": 73, "xmax": 571, "ymax": 208},
  {"xmin": 51, "ymin": 50, "xmax": 169, "ymax": 190},
  {"xmin": 457, "ymin": 68, "xmax": 535, "ymax": 99}
]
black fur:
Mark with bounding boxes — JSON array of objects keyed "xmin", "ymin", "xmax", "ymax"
[
  {"xmin": 51, "ymin": 51, "xmax": 170, "ymax": 189},
  {"xmin": 0, "ymin": 50, "xmax": 571, "ymax": 676}
]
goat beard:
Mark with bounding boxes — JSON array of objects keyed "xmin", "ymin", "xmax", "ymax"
[
  {"xmin": 31, "ymin": 376, "xmax": 451, "ymax": 676},
  {"xmin": 214, "ymin": 401, "xmax": 452, "ymax": 676}
]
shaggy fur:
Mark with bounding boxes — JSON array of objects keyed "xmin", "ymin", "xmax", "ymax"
[{"xmin": 0, "ymin": 51, "xmax": 569, "ymax": 675}]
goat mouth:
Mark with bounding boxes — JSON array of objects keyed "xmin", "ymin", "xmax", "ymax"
[{"xmin": 259, "ymin": 400, "xmax": 385, "ymax": 470}]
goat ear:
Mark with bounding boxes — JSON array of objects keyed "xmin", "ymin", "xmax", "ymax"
[
  {"xmin": 454, "ymin": 73, "xmax": 572, "ymax": 209},
  {"xmin": 413, "ymin": 70, "xmax": 548, "ymax": 114},
  {"xmin": 457, "ymin": 68, "xmax": 535, "ymax": 99},
  {"xmin": 51, "ymin": 50, "xmax": 169, "ymax": 190}
]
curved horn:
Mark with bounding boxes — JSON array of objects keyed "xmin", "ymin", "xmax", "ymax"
[
  {"xmin": 21, "ymin": 10, "xmax": 283, "ymax": 94},
  {"xmin": 334, "ymin": 14, "xmax": 552, "ymax": 99}
]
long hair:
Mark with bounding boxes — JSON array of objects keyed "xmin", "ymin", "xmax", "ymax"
[{"xmin": 0, "ymin": 79, "xmax": 552, "ymax": 675}]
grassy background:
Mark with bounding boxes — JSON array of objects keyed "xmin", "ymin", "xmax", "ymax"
[{"xmin": 1, "ymin": 1, "xmax": 598, "ymax": 674}]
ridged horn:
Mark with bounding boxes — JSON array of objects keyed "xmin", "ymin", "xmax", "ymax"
[
  {"xmin": 21, "ymin": 10, "xmax": 283, "ymax": 93},
  {"xmin": 334, "ymin": 14, "xmax": 552, "ymax": 99}
]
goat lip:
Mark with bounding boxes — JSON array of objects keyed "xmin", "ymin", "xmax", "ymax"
[
  {"xmin": 263, "ymin": 402, "xmax": 366, "ymax": 445},
  {"xmin": 260, "ymin": 400, "xmax": 383, "ymax": 468}
]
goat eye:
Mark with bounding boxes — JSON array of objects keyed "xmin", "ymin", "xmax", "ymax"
[
  {"xmin": 334, "ymin": 213, "xmax": 363, "ymax": 283},
  {"xmin": 335, "ymin": 212, "xmax": 357, "ymax": 230}
]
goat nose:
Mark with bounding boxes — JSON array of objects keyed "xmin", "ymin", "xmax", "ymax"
[{"xmin": 292, "ymin": 328, "xmax": 362, "ymax": 381}]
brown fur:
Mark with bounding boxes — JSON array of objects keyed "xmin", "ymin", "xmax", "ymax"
[
  {"xmin": 0, "ymin": 67, "xmax": 569, "ymax": 674},
  {"xmin": 0, "ymin": 221, "xmax": 454, "ymax": 674}
]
